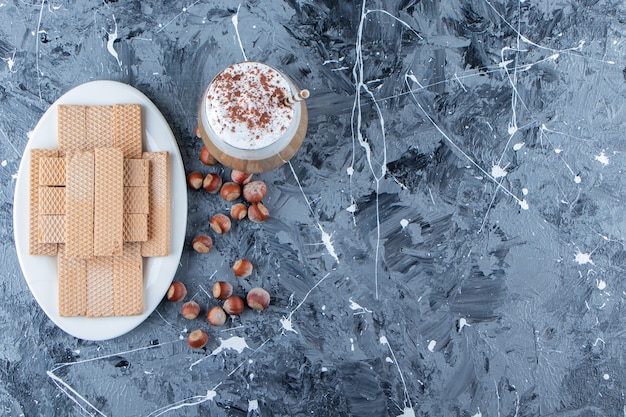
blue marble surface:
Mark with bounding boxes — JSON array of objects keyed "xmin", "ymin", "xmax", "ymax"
[{"xmin": 1, "ymin": 1, "xmax": 625, "ymax": 416}]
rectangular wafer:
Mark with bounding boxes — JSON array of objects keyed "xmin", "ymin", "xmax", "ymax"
[
  {"xmin": 123, "ymin": 214, "xmax": 148, "ymax": 242},
  {"xmin": 124, "ymin": 186, "xmax": 149, "ymax": 214},
  {"xmin": 141, "ymin": 152, "xmax": 170, "ymax": 257},
  {"xmin": 93, "ymin": 148, "xmax": 124, "ymax": 257},
  {"xmin": 114, "ymin": 104, "xmax": 142, "ymax": 159},
  {"xmin": 86, "ymin": 105, "xmax": 114, "ymax": 149},
  {"xmin": 65, "ymin": 151, "xmax": 94, "ymax": 258},
  {"xmin": 58, "ymin": 245, "xmax": 87, "ymax": 317},
  {"xmin": 39, "ymin": 215, "xmax": 65, "ymax": 243},
  {"xmin": 39, "ymin": 157, "xmax": 65, "ymax": 186},
  {"xmin": 39, "ymin": 186, "xmax": 65, "ymax": 215},
  {"xmin": 123, "ymin": 159, "xmax": 150, "ymax": 187},
  {"xmin": 113, "ymin": 243, "xmax": 143, "ymax": 316},
  {"xmin": 86, "ymin": 256, "xmax": 114, "ymax": 317},
  {"xmin": 29, "ymin": 149, "xmax": 58, "ymax": 255},
  {"xmin": 58, "ymin": 105, "xmax": 88, "ymax": 154}
]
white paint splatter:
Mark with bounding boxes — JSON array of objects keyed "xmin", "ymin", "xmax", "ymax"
[
  {"xmin": 346, "ymin": 166, "xmax": 354, "ymax": 176},
  {"xmin": 574, "ymin": 251, "xmax": 594, "ymax": 265},
  {"xmin": 350, "ymin": 337, "xmax": 355, "ymax": 351},
  {"xmin": 346, "ymin": 204, "xmax": 357, "ymax": 213},
  {"xmin": 603, "ymin": 373, "xmax": 610, "ymax": 380},
  {"xmin": 574, "ymin": 175, "xmax": 582, "ymax": 184},
  {"xmin": 379, "ymin": 336, "xmax": 388, "ymax": 345},
  {"xmin": 1, "ymin": 160, "xmax": 7, "ymax": 167},
  {"xmin": 518, "ymin": 199, "xmax": 529, "ymax": 210},
  {"xmin": 597, "ymin": 279, "xmax": 607, "ymax": 290},
  {"xmin": 400, "ymin": 218, "xmax": 409, "ymax": 228},
  {"xmin": 280, "ymin": 316, "xmax": 297, "ymax": 333},
  {"xmin": 321, "ymin": 367, "xmax": 328, "ymax": 372},
  {"xmin": 397, "ymin": 407, "xmax": 416, "ymax": 417},
  {"xmin": 594, "ymin": 150, "xmax": 609, "ymax": 166},
  {"xmin": 427, "ymin": 340, "xmax": 436, "ymax": 352},
  {"xmin": 231, "ymin": 4, "xmax": 247, "ymax": 61},
  {"xmin": 248, "ymin": 400, "xmax": 259, "ymax": 411},
  {"xmin": 319, "ymin": 224, "xmax": 339, "ymax": 263},
  {"xmin": 349, "ymin": 298, "xmax": 372, "ymax": 313},
  {"xmin": 106, "ymin": 15, "xmax": 122, "ymax": 67},
  {"xmin": 513, "ymin": 142, "xmax": 525, "ymax": 151},
  {"xmin": 522, "ymin": 188, "xmax": 528, "ymax": 195},
  {"xmin": 386, "ymin": 357, "xmax": 394, "ymax": 363},
  {"xmin": 471, "ymin": 410, "xmax": 482, "ymax": 417},
  {"xmin": 458, "ymin": 318, "xmax": 470, "ymax": 332},
  {"xmin": 210, "ymin": 336, "xmax": 249, "ymax": 356},
  {"xmin": 491, "ymin": 165, "xmax": 507, "ymax": 178},
  {"xmin": 554, "ymin": 148, "xmax": 562, "ymax": 154}
]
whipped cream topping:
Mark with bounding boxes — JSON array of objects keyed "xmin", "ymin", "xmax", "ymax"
[{"xmin": 205, "ymin": 62, "xmax": 294, "ymax": 150}]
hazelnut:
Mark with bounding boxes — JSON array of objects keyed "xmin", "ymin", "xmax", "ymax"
[
  {"xmin": 220, "ymin": 182, "xmax": 241, "ymax": 201},
  {"xmin": 243, "ymin": 180, "xmax": 267, "ymax": 203},
  {"xmin": 248, "ymin": 202, "xmax": 269, "ymax": 223},
  {"xmin": 230, "ymin": 203, "xmax": 247, "ymax": 221},
  {"xmin": 166, "ymin": 281, "xmax": 187, "ymax": 302},
  {"xmin": 187, "ymin": 329, "xmax": 208, "ymax": 349},
  {"xmin": 207, "ymin": 305, "xmax": 227, "ymax": 326},
  {"xmin": 187, "ymin": 172, "xmax": 204, "ymax": 190},
  {"xmin": 209, "ymin": 213, "xmax": 232, "ymax": 234},
  {"xmin": 212, "ymin": 281, "xmax": 233, "ymax": 300},
  {"xmin": 231, "ymin": 170, "xmax": 253, "ymax": 185},
  {"xmin": 232, "ymin": 259, "xmax": 253, "ymax": 278},
  {"xmin": 192, "ymin": 235, "xmax": 213, "ymax": 254},
  {"xmin": 200, "ymin": 146, "xmax": 217, "ymax": 165},
  {"xmin": 195, "ymin": 126, "xmax": 201, "ymax": 138},
  {"xmin": 182, "ymin": 301, "xmax": 200, "ymax": 320},
  {"xmin": 223, "ymin": 296, "xmax": 244, "ymax": 316},
  {"xmin": 203, "ymin": 173, "xmax": 222, "ymax": 194},
  {"xmin": 246, "ymin": 287, "xmax": 270, "ymax": 311}
]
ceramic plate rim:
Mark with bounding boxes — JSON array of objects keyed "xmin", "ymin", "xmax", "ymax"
[{"xmin": 13, "ymin": 80, "xmax": 187, "ymax": 341}]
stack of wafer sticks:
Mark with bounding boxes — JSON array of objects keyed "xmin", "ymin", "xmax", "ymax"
[{"xmin": 29, "ymin": 104, "xmax": 170, "ymax": 317}]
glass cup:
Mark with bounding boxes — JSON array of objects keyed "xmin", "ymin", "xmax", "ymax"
[{"xmin": 197, "ymin": 62, "xmax": 308, "ymax": 173}]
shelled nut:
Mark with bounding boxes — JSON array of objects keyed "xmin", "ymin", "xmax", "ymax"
[
  {"xmin": 220, "ymin": 182, "xmax": 241, "ymax": 201},
  {"xmin": 243, "ymin": 180, "xmax": 266, "ymax": 203},
  {"xmin": 187, "ymin": 329, "xmax": 208, "ymax": 349},
  {"xmin": 203, "ymin": 173, "xmax": 222, "ymax": 194},
  {"xmin": 212, "ymin": 281, "xmax": 233, "ymax": 300},
  {"xmin": 232, "ymin": 259, "xmax": 253, "ymax": 278},
  {"xmin": 187, "ymin": 172, "xmax": 204, "ymax": 190},
  {"xmin": 223, "ymin": 296, "xmax": 244, "ymax": 316},
  {"xmin": 209, "ymin": 213, "xmax": 231, "ymax": 234},
  {"xmin": 192, "ymin": 235, "xmax": 213, "ymax": 254},
  {"xmin": 248, "ymin": 202, "xmax": 269, "ymax": 223},
  {"xmin": 246, "ymin": 287, "xmax": 270, "ymax": 311},
  {"xmin": 166, "ymin": 281, "xmax": 187, "ymax": 302},
  {"xmin": 207, "ymin": 306, "xmax": 227, "ymax": 326}
]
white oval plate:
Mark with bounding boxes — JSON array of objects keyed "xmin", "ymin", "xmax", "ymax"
[{"xmin": 13, "ymin": 81, "xmax": 187, "ymax": 341}]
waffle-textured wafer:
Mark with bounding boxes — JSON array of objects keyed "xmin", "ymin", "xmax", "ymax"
[
  {"xmin": 93, "ymin": 148, "xmax": 124, "ymax": 257},
  {"xmin": 29, "ymin": 149, "xmax": 58, "ymax": 255},
  {"xmin": 39, "ymin": 157, "xmax": 66, "ymax": 186},
  {"xmin": 123, "ymin": 214, "xmax": 148, "ymax": 242},
  {"xmin": 141, "ymin": 152, "xmax": 170, "ymax": 257},
  {"xmin": 65, "ymin": 152, "xmax": 94, "ymax": 258},
  {"xmin": 123, "ymin": 159, "xmax": 150, "ymax": 187},
  {"xmin": 114, "ymin": 104, "xmax": 142, "ymax": 159},
  {"xmin": 86, "ymin": 256, "xmax": 114, "ymax": 317},
  {"xmin": 113, "ymin": 243, "xmax": 143, "ymax": 316},
  {"xmin": 39, "ymin": 186, "xmax": 65, "ymax": 215},
  {"xmin": 58, "ymin": 105, "xmax": 88, "ymax": 154},
  {"xmin": 39, "ymin": 215, "xmax": 65, "ymax": 243},
  {"xmin": 86, "ymin": 106, "xmax": 114, "ymax": 149},
  {"xmin": 124, "ymin": 186, "xmax": 149, "ymax": 214},
  {"xmin": 58, "ymin": 245, "xmax": 87, "ymax": 317}
]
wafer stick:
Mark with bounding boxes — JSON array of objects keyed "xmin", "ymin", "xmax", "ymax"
[
  {"xmin": 29, "ymin": 149, "xmax": 58, "ymax": 255},
  {"xmin": 283, "ymin": 89, "xmax": 309, "ymax": 106}
]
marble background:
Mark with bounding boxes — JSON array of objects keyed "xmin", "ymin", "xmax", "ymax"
[{"xmin": 1, "ymin": 0, "xmax": 625, "ymax": 416}]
